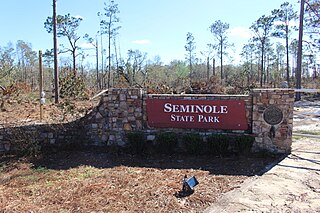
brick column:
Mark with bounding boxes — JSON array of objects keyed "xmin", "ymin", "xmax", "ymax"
[
  {"xmin": 108, "ymin": 88, "xmax": 144, "ymax": 146},
  {"xmin": 251, "ymin": 89, "xmax": 294, "ymax": 153}
]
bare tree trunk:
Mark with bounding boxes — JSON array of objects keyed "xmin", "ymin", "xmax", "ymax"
[
  {"xmin": 53, "ymin": 0, "xmax": 59, "ymax": 103},
  {"xmin": 220, "ymin": 41, "xmax": 223, "ymax": 83},
  {"xmin": 207, "ymin": 57, "xmax": 210, "ymax": 79},
  {"xmin": 260, "ymin": 45, "xmax": 264, "ymax": 88},
  {"xmin": 72, "ymin": 49, "xmax": 76, "ymax": 75},
  {"xmin": 100, "ymin": 31, "xmax": 104, "ymax": 88},
  {"xmin": 296, "ymin": 0, "xmax": 305, "ymax": 100},
  {"xmin": 213, "ymin": 58, "xmax": 215, "ymax": 76},
  {"xmin": 286, "ymin": 25, "xmax": 290, "ymax": 85},
  {"xmin": 95, "ymin": 36, "xmax": 100, "ymax": 90},
  {"xmin": 108, "ymin": 17, "xmax": 112, "ymax": 88},
  {"xmin": 113, "ymin": 36, "xmax": 119, "ymax": 86}
]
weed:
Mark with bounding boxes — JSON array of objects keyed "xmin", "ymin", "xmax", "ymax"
[
  {"xmin": 235, "ymin": 135, "xmax": 254, "ymax": 155},
  {"xmin": 206, "ymin": 134, "xmax": 229, "ymax": 155},
  {"xmin": 34, "ymin": 166, "xmax": 49, "ymax": 173},
  {"xmin": 183, "ymin": 133, "xmax": 203, "ymax": 155},
  {"xmin": 126, "ymin": 131, "xmax": 146, "ymax": 155},
  {"xmin": 6, "ymin": 128, "xmax": 41, "ymax": 157},
  {"xmin": 78, "ymin": 166, "xmax": 98, "ymax": 179},
  {"xmin": 155, "ymin": 132, "xmax": 178, "ymax": 154}
]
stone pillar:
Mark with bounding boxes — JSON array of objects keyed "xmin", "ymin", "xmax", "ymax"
[
  {"xmin": 251, "ymin": 89, "xmax": 294, "ymax": 153},
  {"xmin": 108, "ymin": 88, "xmax": 145, "ymax": 146}
]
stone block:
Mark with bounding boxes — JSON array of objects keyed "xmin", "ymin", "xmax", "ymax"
[
  {"xmin": 4, "ymin": 143, "xmax": 11, "ymax": 151},
  {"xmin": 119, "ymin": 93, "xmax": 126, "ymax": 101},
  {"xmin": 128, "ymin": 116, "xmax": 136, "ymax": 121},
  {"xmin": 109, "ymin": 134, "xmax": 115, "ymax": 141},
  {"xmin": 255, "ymin": 137, "xmax": 263, "ymax": 143},
  {"xmin": 252, "ymin": 122, "xmax": 262, "ymax": 134},
  {"xmin": 136, "ymin": 120, "xmax": 143, "ymax": 129},
  {"xmin": 48, "ymin": 133, "xmax": 54, "ymax": 139},
  {"xmin": 286, "ymin": 98, "xmax": 295, "ymax": 103},
  {"xmin": 40, "ymin": 133, "xmax": 48, "ymax": 138},
  {"xmin": 269, "ymin": 99, "xmax": 275, "ymax": 104},
  {"xmin": 123, "ymin": 123, "xmax": 132, "ymax": 131},
  {"xmin": 147, "ymin": 135, "xmax": 156, "ymax": 141},
  {"xmin": 95, "ymin": 112, "xmax": 103, "ymax": 119},
  {"xmin": 101, "ymin": 135, "xmax": 108, "ymax": 142}
]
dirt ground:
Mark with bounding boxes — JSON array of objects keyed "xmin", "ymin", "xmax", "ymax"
[
  {"xmin": 204, "ymin": 137, "xmax": 320, "ymax": 213},
  {"xmin": 0, "ymin": 95, "xmax": 99, "ymax": 127},
  {"xmin": 0, "ymin": 151, "xmax": 281, "ymax": 212}
]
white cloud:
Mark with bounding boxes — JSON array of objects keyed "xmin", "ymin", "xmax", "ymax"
[
  {"xmin": 73, "ymin": 15, "xmax": 84, "ymax": 20},
  {"xmin": 79, "ymin": 42, "xmax": 94, "ymax": 49},
  {"xmin": 131, "ymin": 39, "xmax": 151, "ymax": 45},
  {"xmin": 228, "ymin": 26, "xmax": 252, "ymax": 39}
]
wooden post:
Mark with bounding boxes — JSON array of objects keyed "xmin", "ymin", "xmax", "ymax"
[
  {"xmin": 213, "ymin": 58, "xmax": 216, "ymax": 76},
  {"xmin": 39, "ymin": 50, "xmax": 44, "ymax": 121}
]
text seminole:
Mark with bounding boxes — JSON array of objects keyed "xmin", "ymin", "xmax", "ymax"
[{"xmin": 163, "ymin": 103, "xmax": 228, "ymax": 114}]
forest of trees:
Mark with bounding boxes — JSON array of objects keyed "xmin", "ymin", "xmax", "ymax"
[{"xmin": 0, "ymin": 0, "xmax": 320, "ymax": 99}]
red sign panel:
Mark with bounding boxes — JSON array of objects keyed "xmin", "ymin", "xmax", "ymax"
[{"xmin": 146, "ymin": 99, "xmax": 248, "ymax": 130}]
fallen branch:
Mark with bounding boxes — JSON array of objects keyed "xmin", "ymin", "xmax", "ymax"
[{"xmin": 90, "ymin": 89, "xmax": 109, "ymax": 100}]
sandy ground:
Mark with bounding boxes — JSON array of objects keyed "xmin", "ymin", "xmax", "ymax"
[
  {"xmin": 293, "ymin": 100, "xmax": 320, "ymax": 132},
  {"xmin": 205, "ymin": 100, "xmax": 320, "ymax": 212}
]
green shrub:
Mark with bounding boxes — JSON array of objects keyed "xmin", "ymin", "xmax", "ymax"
[
  {"xmin": 183, "ymin": 133, "xmax": 203, "ymax": 155},
  {"xmin": 6, "ymin": 128, "xmax": 41, "ymax": 157},
  {"xmin": 59, "ymin": 68, "xmax": 88, "ymax": 99},
  {"xmin": 155, "ymin": 132, "xmax": 178, "ymax": 154},
  {"xmin": 126, "ymin": 131, "xmax": 146, "ymax": 155},
  {"xmin": 235, "ymin": 135, "xmax": 254, "ymax": 155},
  {"xmin": 206, "ymin": 134, "xmax": 230, "ymax": 155}
]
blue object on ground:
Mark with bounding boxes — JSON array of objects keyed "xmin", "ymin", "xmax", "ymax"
[{"xmin": 186, "ymin": 176, "xmax": 199, "ymax": 189}]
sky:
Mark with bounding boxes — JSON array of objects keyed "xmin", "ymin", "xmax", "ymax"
[{"xmin": 0, "ymin": 0, "xmax": 300, "ymax": 66}]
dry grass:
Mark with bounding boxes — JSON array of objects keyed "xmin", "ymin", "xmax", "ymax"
[{"xmin": 0, "ymin": 151, "xmax": 279, "ymax": 212}]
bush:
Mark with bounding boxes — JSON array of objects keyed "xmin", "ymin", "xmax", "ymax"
[
  {"xmin": 59, "ymin": 69, "xmax": 88, "ymax": 99},
  {"xmin": 183, "ymin": 133, "xmax": 203, "ymax": 155},
  {"xmin": 155, "ymin": 132, "xmax": 178, "ymax": 154},
  {"xmin": 126, "ymin": 131, "xmax": 146, "ymax": 155},
  {"xmin": 235, "ymin": 135, "xmax": 254, "ymax": 155},
  {"xmin": 6, "ymin": 128, "xmax": 41, "ymax": 157},
  {"xmin": 206, "ymin": 134, "xmax": 230, "ymax": 155}
]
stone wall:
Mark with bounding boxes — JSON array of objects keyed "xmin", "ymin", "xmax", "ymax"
[
  {"xmin": 0, "ymin": 88, "xmax": 295, "ymax": 154},
  {"xmin": 81, "ymin": 88, "xmax": 293, "ymax": 153},
  {"xmin": 251, "ymin": 89, "xmax": 294, "ymax": 153},
  {"xmin": 0, "ymin": 122, "xmax": 84, "ymax": 153}
]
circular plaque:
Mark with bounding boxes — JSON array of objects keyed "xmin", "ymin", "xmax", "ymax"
[{"xmin": 263, "ymin": 105, "xmax": 283, "ymax": 125}]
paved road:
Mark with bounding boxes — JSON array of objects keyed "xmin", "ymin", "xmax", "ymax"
[{"xmin": 205, "ymin": 137, "xmax": 320, "ymax": 213}]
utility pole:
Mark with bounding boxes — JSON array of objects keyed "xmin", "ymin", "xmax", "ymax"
[
  {"xmin": 53, "ymin": 0, "xmax": 59, "ymax": 103},
  {"xmin": 96, "ymin": 35, "xmax": 100, "ymax": 90},
  {"xmin": 296, "ymin": 0, "xmax": 304, "ymax": 101},
  {"xmin": 39, "ymin": 50, "xmax": 44, "ymax": 121}
]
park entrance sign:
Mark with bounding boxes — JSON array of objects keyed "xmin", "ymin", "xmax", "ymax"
[{"xmin": 146, "ymin": 99, "xmax": 248, "ymax": 130}]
